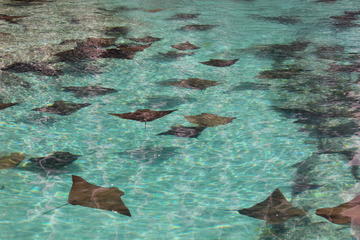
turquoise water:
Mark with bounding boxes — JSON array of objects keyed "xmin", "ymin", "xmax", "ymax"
[{"xmin": 1, "ymin": 0, "xmax": 360, "ymax": 239}]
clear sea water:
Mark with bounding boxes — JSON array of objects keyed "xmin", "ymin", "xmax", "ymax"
[{"xmin": 1, "ymin": 0, "xmax": 360, "ymax": 239}]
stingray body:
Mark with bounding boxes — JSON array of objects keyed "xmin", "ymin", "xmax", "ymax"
[
  {"xmin": 200, "ymin": 59, "xmax": 238, "ymax": 67},
  {"xmin": 184, "ymin": 113, "xmax": 236, "ymax": 127},
  {"xmin": 0, "ymin": 103, "xmax": 18, "ymax": 110},
  {"xmin": 158, "ymin": 125, "xmax": 206, "ymax": 138},
  {"xmin": 62, "ymin": 86, "xmax": 117, "ymax": 97},
  {"xmin": 167, "ymin": 13, "xmax": 200, "ymax": 20},
  {"xmin": 32, "ymin": 101, "xmax": 91, "ymax": 115},
  {"xmin": 68, "ymin": 175, "xmax": 131, "ymax": 216},
  {"xmin": 110, "ymin": 109, "xmax": 176, "ymax": 122},
  {"xmin": 2, "ymin": 62, "xmax": 63, "ymax": 76},
  {"xmin": 29, "ymin": 152, "xmax": 81, "ymax": 169},
  {"xmin": 0, "ymin": 14, "xmax": 26, "ymax": 24},
  {"xmin": 160, "ymin": 78, "xmax": 219, "ymax": 90},
  {"xmin": 128, "ymin": 36, "xmax": 161, "ymax": 43},
  {"xmin": 171, "ymin": 42, "xmax": 199, "ymax": 50},
  {"xmin": 237, "ymin": 188, "xmax": 306, "ymax": 224},
  {"xmin": 0, "ymin": 153, "xmax": 25, "ymax": 169},
  {"xmin": 104, "ymin": 26, "xmax": 130, "ymax": 37}
]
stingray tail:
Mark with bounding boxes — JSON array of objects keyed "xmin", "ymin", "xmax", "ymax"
[{"xmin": 41, "ymin": 203, "xmax": 69, "ymax": 215}]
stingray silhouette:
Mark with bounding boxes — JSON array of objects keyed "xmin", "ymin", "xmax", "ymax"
[
  {"xmin": 184, "ymin": 113, "xmax": 236, "ymax": 127},
  {"xmin": 110, "ymin": 109, "xmax": 176, "ymax": 123},
  {"xmin": 68, "ymin": 175, "xmax": 131, "ymax": 216},
  {"xmin": 32, "ymin": 101, "xmax": 91, "ymax": 115},
  {"xmin": 158, "ymin": 125, "xmax": 206, "ymax": 138},
  {"xmin": 316, "ymin": 195, "xmax": 360, "ymax": 225},
  {"xmin": 29, "ymin": 152, "xmax": 81, "ymax": 170},
  {"xmin": 159, "ymin": 78, "xmax": 219, "ymax": 90},
  {"xmin": 200, "ymin": 59, "xmax": 238, "ymax": 67},
  {"xmin": 0, "ymin": 14, "xmax": 26, "ymax": 24},
  {"xmin": 0, "ymin": 153, "xmax": 25, "ymax": 169},
  {"xmin": 0, "ymin": 103, "xmax": 18, "ymax": 110},
  {"xmin": 167, "ymin": 13, "xmax": 200, "ymax": 20},
  {"xmin": 237, "ymin": 188, "xmax": 306, "ymax": 224},
  {"xmin": 128, "ymin": 36, "xmax": 161, "ymax": 43},
  {"xmin": 104, "ymin": 26, "xmax": 130, "ymax": 37},
  {"xmin": 2, "ymin": 62, "xmax": 63, "ymax": 76},
  {"xmin": 62, "ymin": 86, "xmax": 118, "ymax": 98},
  {"xmin": 171, "ymin": 42, "xmax": 199, "ymax": 50}
]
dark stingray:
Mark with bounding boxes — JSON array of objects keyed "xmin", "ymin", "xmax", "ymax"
[
  {"xmin": 116, "ymin": 43, "xmax": 152, "ymax": 52},
  {"xmin": 2, "ymin": 62, "xmax": 63, "ymax": 76},
  {"xmin": 62, "ymin": 86, "xmax": 118, "ymax": 98},
  {"xmin": 185, "ymin": 113, "xmax": 236, "ymax": 127},
  {"xmin": 257, "ymin": 67, "xmax": 305, "ymax": 79},
  {"xmin": 104, "ymin": 26, "xmax": 130, "ymax": 37},
  {"xmin": 159, "ymin": 78, "xmax": 219, "ymax": 90},
  {"xmin": 100, "ymin": 48, "xmax": 136, "ymax": 59},
  {"xmin": 179, "ymin": 24, "xmax": 218, "ymax": 31},
  {"xmin": 158, "ymin": 125, "xmax": 206, "ymax": 138},
  {"xmin": 0, "ymin": 153, "xmax": 25, "ymax": 169},
  {"xmin": 250, "ymin": 14, "xmax": 300, "ymax": 24},
  {"xmin": 4, "ymin": 0, "xmax": 50, "ymax": 7},
  {"xmin": 29, "ymin": 152, "xmax": 81, "ymax": 170},
  {"xmin": 116, "ymin": 146, "xmax": 179, "ymax": 163},
  {"xmin": 0, "ymin": 14, "xmax": 26, "ymax": 24},
  {"xmin": 68, "ymin": 175, "xmax": 131, "ymax": 216},
  {"xmin": 228, "ymin": 82, "xmax": 271, "ymax": 91},
  {"xmin": 171, "ymin": 42, "xmax": 199, "ymax": 50},
  {"xmin": 328, "ymin": 63, "xmax": 360, "ymax": 73},
  {"xmin": 32, "ymin": 101, "xmax": 91, "ymax": 116},
  {"xmin": 167, "ymin": 13, "xmax": 200, "ymax": 20},
  {"xmin": 237, "ymin": 188, "xmax": 306, "ymax": 224},
  {"xmin": 55, "ymin": 42, "xmax": 106, "ymax": 62},
  {"xmin": 0, "ymin": 103, "xmax": 18, "ymax": 110},
  {"xmin": 251, "ymin": 41, "xmax": 310, "ymax": 61},
  {"xmin": 109, "ymin": 109, "xmax": 176, "ymax": 123},
  {"xmin": 83, "ymin": 37, "xmax": 117, "ymax": 47},
  {"xmin": 291, "ymin": 155, "xmax": 320, "ymax": 196},
  {"xmin": 316, "ymin": 194, "xmax": 360, "ymax": 225},
  {"xmin": 128, "ymin": 36, "xmax": 162, "ymax": 43},
  {"xmin": 134, "ymin": 95, "xmax": 197, "ymax": 109},
  {"xmin": 200, "ymin": 59, "xmax": 238, "ymax": 67},
  {"xmin": 158, "ymin": 51, "xmax": 195, "ymax": 59},
  {"xmin": 314, "ymin": 45, "xmax": 344, "ymax": 60}
]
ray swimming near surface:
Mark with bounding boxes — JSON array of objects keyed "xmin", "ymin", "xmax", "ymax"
[
  {"xmin": 200, "ymin": 59, "xmax": 238, "ymax": 67},
  {"xmin": 28, "ymin": 152, "xmax": 81, "ymax": 170},
  {"xmin": 0, "ymin": 153, "xmax": 25, "ymax": 169},
  {"xmin": 32, "ymin": 101, "xmax": 91, "ymax": 115},
  {"xmin": 158, "ymin": 125, "xmax": 206, "ymax": 138},
  {"xmin": 62, "ymin": 86, "xmax": 118, "ymax": 98},
  {"xmin": 159, "ymin": 78, "xmax": 219, "ymax": 90},
  {"xmin": 109, "ymin": 109, "xmax": 176, "ymax": 123},
  {"xmin": 184, "ymin": 113, "xmax": 236, "ymax": 127}
]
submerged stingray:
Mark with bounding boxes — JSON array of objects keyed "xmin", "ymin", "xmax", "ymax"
[
  {"xmin": 62, "ymin": 86, "xmax": 118, "ymax": 97},
  {"xmin": 250, "ymin": 14, "xmax": 300, "ymax": 24},
  {"xmin": 32, "ymin": 101, "xmax": 91, "ymax": 115},
  {"xmin": 128, "ymin": 36, "xmax": 162, "ymax": 43},
  {"xmin": 237, "ymin": 188, "xmax": 306, "ymax": 224},
  {"xmin": 0, "ymin": 14, "xmax": 26, "ymax": 24},
  {"xmin": 179, "ymin": 24, "xmax": 217, "ymax": 31},
  {"xmin": 200, "ymin": 59, "xmax": 238, "ymax": 67},
  {"xmin": 116, "ymin": 43, "xmax": 152, "ymax": 52},
  {"xmin": 2, "ymin": 62, "xmax": 63, "ymax": 76},
  {"xmin": 167, "ymin": 13, "xmax": 200, "ymax": 20},
  {"xmin": 171, "ymin": 41, "xmax": 199, "ymax": 50},
  {"xmin": 158, "ymin": 51, "xmax": 195, "ymax": 59},
  {"xmin": 314, "ymin": 45, "xmax": 344, "ymax": 60},
  {"xmin": 184, "ymin": 113, "xmax": 236, "ymax": 127},
  {"xmin": 159, "ymin": 78, "xmax": 219, "ymax": 90},
  {"xmin": 104, "ymin": 26, "xmax": 130, "ymax": 37},
  {"xmin": 316, "ymin": 195, "xmax": 360, "ymax": 225},
  {"xmin": 109, "ymin": 109, "xmax": 176, "ymax": 123},
  {"xmin": 68, "ymin": 175, "xmax": 131, "ymax": 216},
  {"xmin": 158, "ymin": 125, "xmax": 206, "ymax": 138},
  {"xmin": 83, "ymin": 37, "xmax": 117, "ymax": 47},
  {"xmin": 29, "ymin": 152, "xmax": 81, "ymax": 169},
  {"xmin": 328, "ymin": 64, "xmax": 360, "ymax": 73},
  {"xmin": 0, "ymin": 153, "xmax": 25, "ymax": 169},
  {"xmin": 100, "ymin": 48, "xmax": 137, "ymax": 59},
  {"xmin": 0, "ymin": 103, "xmax": 18, "ymax": 110}
]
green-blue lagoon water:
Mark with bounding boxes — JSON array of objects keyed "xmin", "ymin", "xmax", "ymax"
[{"xmin": 1, "ymin": 0, "xmax": 360, "ymax": 239}]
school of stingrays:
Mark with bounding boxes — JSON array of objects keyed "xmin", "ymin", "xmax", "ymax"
[{"xmin": 1, "ymin": 0, "xmax": 360, "ymax": 231}]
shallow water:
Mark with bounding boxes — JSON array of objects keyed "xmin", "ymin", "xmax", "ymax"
[{"xmin": 1, "ymin": 0, "xmax": 360, "ymax": 239}]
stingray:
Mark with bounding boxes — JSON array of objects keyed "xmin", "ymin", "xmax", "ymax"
[
  {"xmin": 314, "ymin": 45, "xmax": 344, "ymax": 60},
  {"xmin": 158, "ymin": 125, "xmax": 206, "ymax": 138},
  {"xmin": 2, "ymin": 62, "xmax": 63, "ymax": 76},
  {"xmin": 32, "ymin": 101, "xmax": 91, "ymax": 115},
  {"xmin": 250, "ymin": 14, "xmax": 300, "ymax": 24},
  {"xmin": 167, "ymin": 13, "xmax": 200, "ymax": 20},
  {"xmin": 328, "ymin": 64, "xmax": 360, "ymax": 73},
  {"xmin": 228, "ymin": 82, "xmax": 271, "ymax": 91},
  {"xmin": 159, "ymin": 78, "xmax": 219, "ymax": 90},
  {"xmin": 62, "ymin": 86, "xmax": 118, "ymax": 98},
  {"xmin": 316, "ymin": 195, "xmax": 360, "ymax": 225},
  {"xmin": 116, "ymin": 43, "xmax": 152, "ymax": 52},
  {"xmin": 237, "ymin": 188, "xmax": 306, "ymax": 224},
  {"xmin": 128, "ymin": 36, "xmax": 161, "ymax": 43},
  {"xmin": 0, "ymin": 153, "xmax": 25, "ymax": 169},
  {"xmin": 83, "ymin": 37, "xmax": 117, "ymax": 47},
  {"xmin": 158, "ymin": 51, "xmax": 195, "ymax": 59},
  {"xmin": 257, "ymin": 67, "xmax": 305, "ymax": 79},
  {"xmin": 0, "ymin": 103, "xmax": 18, "ymax": 110},
  {"xmin": 109, "ymin": 109, "xmax": 176, "ymax": 124},
  {"xmin": 55, "ymin": 43, "xmax": 106, "ymax": 62},
  {"xmin": 68, "ymin": 175, "xmax": 131, "ymax": 216},
  {"xmin": 171, "ymin": 42, "xmax": 199, "ymax": 50},
  {"xmin": 185, "ymin": 113, "xmax": 236, "ymax": 127},
  {"xmin": 100, "ymin": 48, "xmax": 136, "ymax": 59},
  {"xmin": 29, "ymin": 152, "xmax": 80, "ymax": 170},
  {"xmin": 200, "ymin": 59, "xmax": 238, "ymax": 67},
  {"xmin": 104, "ymin": 26, "xmax": 130, "ymax": 37},
  {"xmin": 116, "ymin": 146, "xmax": 179, "ymax": 163},
  {"xmin": 179, "ymin": 24, "xmax": 217, "ymax": 31},
  {"xmin": 0, "ymin": 14, "xmax": 26, "ymax": 24}
]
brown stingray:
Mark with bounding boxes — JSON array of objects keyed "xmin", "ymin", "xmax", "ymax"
[
  {"xmin": 84, "ymin": 37, "xmax": 117, "ymax": 47},
  {"xmin": 200, "ymin": 59, "xmax": 238, "ymax": 67},
  {"xmin": 128, "ymin": 36, "xmax": 162, "ymax": 43},
  {"xmin": 62, "ymin": 86, "xmax": 118, "ymax": 98},
  {"xmin": 109, "ymin": 109, "xmax": 176, "ymax": 122},
  {"xmin": 0, "ymin": 14, "xmax": 26, "ymax": 24},
  {"xmin": 179, "ymin": 24, "xmax": 217, "ymax": 31},
  {"xmin": 2, "ymin": 62, "xmax": 63, "ymax": 76},
  {"xmin": 171, "ymin": 42, "xmax": 199, "ymax": 50},
  {"xmin": 0, "ymin": 153, "xmax": 25, "ymax": 169},
  {"xmin": 32, "ymin": 101, "xmax": 91, "ymax": 115},
  {"xmin": 167, "ymin": 13, "xmax": 200, "ymax": 20},
  {"xmin": 328, "ymin": 63, "xmax": 360, "ymax": 73},
  {"xmin": 68, "ymin": 175, "xmax": 131, "ymax": 216},
  {"xmin": 104, "ymin": 26, "xmax": 130, "ymax": 37},
  {"xmin": 160, "ymin": 78, "xmax": 219, "ymax": 90},
  {"xmin": 257, "ymin": 67, "xmax": 304, "ymax": 79},
  {"xmin": 0, "ymin": 103, "xmax": 18, "ymax": 110},
  {"xmin": 116, "ymin": 43, "xmax": 152, "ymax": 52},
  {"xmin": 238, "ymin": 188, "xmax": 306, "ymax": 224},
  {"xmin": 184, "ymin": 113, "xmax": 236, "ymax": 127},
  {"xmin": 315, "ymin": 195, "xmax": 360, "ymax": 225},
  {"xmin": 100, "ymin": 49, "xmax": 136, "ymax": 59},
  {"xmin": 158, "ymin": 125, "xmax": 206, "ymax": 138},
  {"xmin": 250, "ymin": 14, "xmax": 300, "ymax": 25}
]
